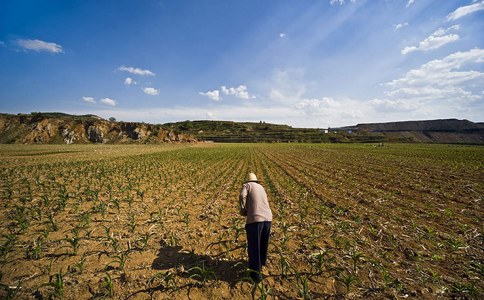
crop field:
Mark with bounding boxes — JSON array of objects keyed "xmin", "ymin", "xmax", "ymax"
[{"xmin": 0, "ymin": 143, "xmax": 483, "ymax": 299}]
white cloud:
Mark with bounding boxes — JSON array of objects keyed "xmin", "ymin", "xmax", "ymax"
[
  {"xmin": 406, "ymin": 0, "xmax": 414, "ymax": 8},
  {"xmin": 394, "ymin": 23, "xmax": 409, "ymax": 30},
  {"xmin": 279, "ymin": 33, "xmax": 286, "ymax": 38},
  {"xmin": 118, "ymin": 66, "xmax": 155, "ymax": 76},
  {"xmin": 388, "ymin": 49, "xmax": 484, "ymax": 87},
  {"xmin": 16, "ymin": 39, "xmax": 63, "ymax": 53},
  {"xmin": 432, "ymin": 25, "xmax": 460, "ymax": 36},
  {"xmin": 0, "ymin": 41, "xmax": 5, "ymax": 46},
  {"xmin": 142, "ymin": 87, "xmax": 160, "ymax": 95},
  {"xmin": 221, "ymin": 85, "xmax": 249, "ymax": 99},
  {"xmin": 124, "ymin": 77, "xmax": 136, "ymax": 85},
  {"xmin": 295, "ymin": 97, "xmax": 340, "ymax": 109},
  {"xmin": 199, "ymin": 90, "xmax": 221, "ymax": 101},
  {"xmin": 401, "ymin": 28, "xmax": 459, "ymax": 55},
  {"xmin": 446, "ymin": 1, "xmax": 484, "ymax": 21},
  {"xmin": 206, "ymin": 112, "xmax": 215, "ymax": 119},
  {"xmin": 381, "ymin": 48, "xmax": 484, "ymax": 109},
  {"xmin": 363, "ymin": 98, "xmax": 422, "ymax": 112},
  {"xmin": 82, "ymin": 97, "xmax": 96, "ymax": 104},
  {"xmin": 100, "ymin": 98, "xmax": 118, "ymax": 106},
  {"xmin": 330, "ymin": 0, "xmax": 355, "ymax": 5}
]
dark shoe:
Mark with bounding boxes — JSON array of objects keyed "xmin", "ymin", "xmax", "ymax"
[{"xmin": 250, "ymin": 274, "xmax": 261, "ymax": 284}]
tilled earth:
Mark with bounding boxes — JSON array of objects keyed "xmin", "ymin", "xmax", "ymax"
[{"xmin": 0, "ymin": 143, "xmax": 483, "ymax": 299}]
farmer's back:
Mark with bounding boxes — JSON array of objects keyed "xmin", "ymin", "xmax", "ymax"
[{"xmin": 239, "ymin": 181, "xmax": 272, "ymax": 224}]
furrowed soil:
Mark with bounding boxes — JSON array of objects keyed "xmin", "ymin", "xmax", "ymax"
[{"xmin": 0, "ymin": 143, "xmax": 483, "ymax": 299}]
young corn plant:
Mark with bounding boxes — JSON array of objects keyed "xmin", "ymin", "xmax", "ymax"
[
  {"xmin": 183, "ymin": 212, "xmax": 190, "ymax": 229},
  {"xmin": 331, "ymin": 266, "xmax": 361, "ymax": 295},
  {"xmin": 271, "ymin": 244, "xmax": 291, "ymax": 278},
  {"xmin": 69, "ymin": 226, "xmax": 83, "ymax": 239},
  {"xmin": 230, "ymin": 224, "xmax": 245, "ymax": 242},
  {"xmin": 36, "ymin": 268, "xmax": 65, "ymax": 300},
  {"xmin": 98, "ymin": 201, "xmax": 108, "ymax": 219},
  {"xmin": 0, "ymin": 281, "xmax": 21, "ymax": 300},
  {"xmin": 148, "ymin": 271, "xmax": 177, "ymax": 291},
  {"xmin": 293, "ymin": 269, "xmax": 313, "ymax": 300},
  {"xmin": 111, "ymin": 198, "xmax": 120, "ymax": 212},
  {"xmin": 95, "ymin": 272, "xmax": 114, "ymax": 299},
  {"xmin": 79, "ymin": 212, "xmax": 91, "ymax": 228},
  {"xmin": 241, "ymin": 269, "xmax": 271, "ymax": 300},
  {"xmin": 136, "ymin": 189, "xmax": 145, "ymax": 201},
  {"xmin": 137, "ymin": 231, "xmax": 155, "ymax": 250},
  {"xmin": 27, "ymin": 236, "xmax": 44, "ymax": 260},
  {"xmin": 446, "ymin": 238, "xmax": 466, "ymax": 251},
  {"xmin": 368, "ymin": 223, "xmax": 377, "ymax": 236},
  {"xmin": 308, "ymin": 250, "xmax": 335, "ymax": 275},
  {"xmin": 105, "ymin": 250, "xmax": 130, "ymax": 271},
  {"xmin": 343, "ymin": 250, "xmax": 367, "ymax": 273},
  {"xmin": 168, "ymin": 232, "xmax": 179, "ymax": 247},
  {"xmin": 126, "ymin": 214, "xmax": 137, "ymax": 234},
  {"xmin": 469, "ymin": 261, "xmax": 484, "ymax": 277},
  {"xmin": 0, "ymin": 243, "xmax": 13, "ymax": 263},
  {"xmin": 188, "ymin": 263, "xmax": 217, "ymax": 286},
  {"xmin": 45, "ymin": 213, "xmax": 58, "ymax": 232},
  {"xmin": 0, "ymin": 281, "xmax": 22, "ymax": 300},
  {"xmin": 183, "ymin": 248, "xmax": 196, "ymax": 261},
  {"xmin": 68, "ymin": 252, "xmax": 87, "ymax": 274},
  {"xmin": 108, "ymin": 236, "xmax": 120, "ymax": 253},
  {"xmin": 374, "ymin": 263, "xmax": 393, "ymax": 289}
]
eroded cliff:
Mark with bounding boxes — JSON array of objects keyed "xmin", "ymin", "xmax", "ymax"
[{"xmin": 0, "ymin": 113, "xmax": 196, "ymax": 144}]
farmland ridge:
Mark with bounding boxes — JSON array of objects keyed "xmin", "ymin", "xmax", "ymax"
[
  {"xmin": 0, "ymin": 113, "xmax": 196, "ymax": 144},
  {"xmin": 1, "ymin": 112, "xmax": 484, "ymax": 144}
]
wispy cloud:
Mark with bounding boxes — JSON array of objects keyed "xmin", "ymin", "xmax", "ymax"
[
  {"xmin": 279, "ymin": 33, "xmax": 286, "ymax": 38},
  {"xmin": 446, "ymin": 0, "xmax": 484, "ymax": 21},
  {"xmin": 295, "ymin": 97, "xmax": 340, "ymax": 109},
  {"xmin": 118, "ymin": 66, "xmax": 155, "ymax": 76},
  {"xmin": 82, "ymin": 97, "xmax": 96, "ymax": 104},
  {"xmin": 394, "ymin": 23, "xmax": 409, "ymax": 30},
  {"xmin": 16, "ymin": 39, "xmax": 63, "ymax": 53},
  {"xmin": 0, "ymin": 41, "xmax": 5, "ymax": 47},
  {"xmin": 401, "ymin": 25, "xmax": 459, "ymax": 55},
  {"xmin": 100, "ymin": 98, "xmax": 118, "ymax": 106},
  {"xmin": 431, "ymin": 25, "xmax": 460, "ymax": 36},
  {"xmin": 199, "ymin": 90, "xmax": 220, "ymax": 101},
  {"xmin": 142, "ymin": 87, "xmax": 160, "ymax": 95},
  {"xmin": 330, "ymin": 0, "xmax": 355, "ymax": 5},
  {"xmin": 406, "ymin": 0, "xmax": 414, "ymax": 8},
  {"xmin": 221, "ymin": 85, "xmax": 249, "ymax": 99}
]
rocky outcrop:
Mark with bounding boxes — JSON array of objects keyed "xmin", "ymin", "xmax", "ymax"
[
  {"xmin": 87, "ymin": 124, "xmax": 110, "ymax": 143},
  {"xmin": 0, "ymin": 113, "xmax": 197, "ymax": 145},
  {"xmin": 19, "ymin": 119, "xmax": 60, "ymax": 144}
]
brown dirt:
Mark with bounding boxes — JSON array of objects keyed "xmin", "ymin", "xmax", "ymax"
[{"xmin": 0, "ymin": 143, "xmax": 483, "ymax": 299}]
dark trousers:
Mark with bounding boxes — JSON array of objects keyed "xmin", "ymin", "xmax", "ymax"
[{"xmin": 245, "ymin": 221, "xmax": 271, "ymax": 282}]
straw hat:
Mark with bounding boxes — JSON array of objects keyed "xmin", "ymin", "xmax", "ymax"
[{"xmin": 246, "ymin": 173, "xmax": 258, "ymax": 182}]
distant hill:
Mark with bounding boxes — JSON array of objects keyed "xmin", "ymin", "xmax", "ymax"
[
  {"xmin": 0, "ymin": 113, "xmax": 483, "ymax": 144},
  {"xmin": 168, "ymin": 119, "xmax": 484, "ymax": 144},
  {"xmin": 356, "ymin": 119, "xmax": 484, "ymax": 132},
  {"xmin": 353, "ymin": 119, "xmax": 484, "ymax": 144},
  {"xmin": 163, "ymin": 120, "xmax": 332, "ymax": 143},
  {"xmin": 0, "ymin": 113, "xmax": 195, "ymax": 144}
]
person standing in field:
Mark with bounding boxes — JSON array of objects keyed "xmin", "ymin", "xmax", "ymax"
[{"xmin": 239, "ymin": 173, "xmax": 272, "ymax": 283}]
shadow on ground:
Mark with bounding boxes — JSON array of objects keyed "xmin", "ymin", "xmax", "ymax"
[{"xmin": 151, "ymin": 241, "xmax": 247, "ymax": 285}]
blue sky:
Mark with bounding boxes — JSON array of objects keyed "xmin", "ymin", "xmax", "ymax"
[{"xmin": 0, "ymin": 0, "xmax": 483, "ymax": 127}]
